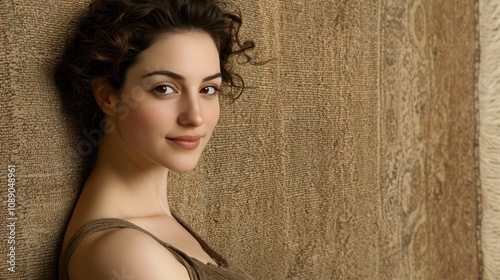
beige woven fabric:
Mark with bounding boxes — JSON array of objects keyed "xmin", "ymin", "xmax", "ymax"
[
  {"xmin": 0, "ymin": 0, "xmax": 480, "ymax": 279},
  {"xmin": 479, "ymin": 0, "xmax": 500, "ymax": 279}
]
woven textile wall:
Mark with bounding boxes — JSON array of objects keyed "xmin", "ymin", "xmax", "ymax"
[
  {"xmin": 0, "ymin": 0, "xmax": 481, "ymax": 279},
  {"xmin": 479, "ymin": 0, "xmax": 500, "ymax": 279}
]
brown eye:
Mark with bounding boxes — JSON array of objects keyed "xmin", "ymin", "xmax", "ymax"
[
  {"xmin": 153, "ymin": 85, "xmax": 175, "ymax": 95},
  {"xmin": 200, "ymin": 86, "xmax": 218, "ymax": 96}
]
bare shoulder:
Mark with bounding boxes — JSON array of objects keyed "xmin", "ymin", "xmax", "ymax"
[{"xmin": 68, "ymin": 227, "xmax": 190, "ymax": 280}]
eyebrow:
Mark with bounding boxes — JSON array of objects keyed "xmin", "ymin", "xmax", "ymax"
[{"xmin": 142, "ymin": 70, "xmax": 222, "ymax": 82}]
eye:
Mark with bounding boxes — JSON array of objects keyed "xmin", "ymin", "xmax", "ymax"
[
  {"xmin": 152, "ymin": 85, "xmax": 176, "ymax": 95},
  {"xmin": 200, "ymin": 86, "xmax": 219, "ymax": 96}
]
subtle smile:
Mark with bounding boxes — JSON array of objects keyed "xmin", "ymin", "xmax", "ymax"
[{"xmin": 166, "ymin": 135, "xmax": 202, "ymax": 150}]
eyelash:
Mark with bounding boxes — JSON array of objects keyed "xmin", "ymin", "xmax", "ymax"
[
  {"xmin": 151, "ymin": 84, "xmax": 219, "ymax": 96},
  {"xmin": 152, "ymin": 84, "xmax": 176, "ymax": 95},
  {"xmin": 200, "ymin": 86, "xmax": 219, "ymax": 96}
]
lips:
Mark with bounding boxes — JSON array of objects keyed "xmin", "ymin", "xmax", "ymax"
[{"xmin": 166, "ymin": 135, "xmax": 201, "ymax": 150}]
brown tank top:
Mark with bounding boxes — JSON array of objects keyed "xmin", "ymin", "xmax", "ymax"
[{"xmin": 59, "ymin": 218, "xmax": 255, "ymax": 280}]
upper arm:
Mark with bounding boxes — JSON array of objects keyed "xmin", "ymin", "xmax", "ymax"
[{"xmin": 68, "ymin": 228, "xmax": 191, "ymax": 280}]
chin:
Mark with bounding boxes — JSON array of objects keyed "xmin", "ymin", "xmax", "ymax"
[
  {"xmin": 147, "ymin": 146, "xmax": 207, "ymax": 172},
  {"xmin": 168, "ymin": 164, "xmax": 198, "ymax": 172},
  {"xmin": 162, "ymin": 158, "xmax": 201, "ymax": 172}
]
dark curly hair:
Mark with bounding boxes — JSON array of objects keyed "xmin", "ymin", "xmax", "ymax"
[{"xmin": 55, "ymin": 0, "xmax": 254, "ymax": 153}]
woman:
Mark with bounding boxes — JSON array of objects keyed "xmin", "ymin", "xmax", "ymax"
[{"xmin": 55, "ymin": 0, "xmax": 255, "ymax": 279}]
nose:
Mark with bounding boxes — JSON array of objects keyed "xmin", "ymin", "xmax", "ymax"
[{"xmin": 178, "ymin": 92, "xmax": 204, "ymax": 127}]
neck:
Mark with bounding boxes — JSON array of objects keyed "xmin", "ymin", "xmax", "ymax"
[{"xmin": 88, "ymin": 131, "xmax": 172, "ymax": 218}]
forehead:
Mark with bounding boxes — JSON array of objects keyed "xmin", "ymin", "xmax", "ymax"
[{"xmin": 134, "ymin": 31, "xmax": 221, "ymax": 76}]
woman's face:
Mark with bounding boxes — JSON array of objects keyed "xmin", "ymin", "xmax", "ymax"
[{"xmin": 113, "ymin": 31, "xmax": 221, "ymax": 172}]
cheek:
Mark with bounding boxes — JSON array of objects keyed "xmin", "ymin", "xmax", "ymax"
[{"xmin": 120, "ymin": 99, "xmax": 176, "ymax": 140}]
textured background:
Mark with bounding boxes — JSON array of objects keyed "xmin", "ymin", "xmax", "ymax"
[
  {"xmin": 479, "ymin": 1, "xmax": 500, "ymax": 279},
  {"xmin": 0, "ymin": 0, "xmax": 482, "ymax": 279}
]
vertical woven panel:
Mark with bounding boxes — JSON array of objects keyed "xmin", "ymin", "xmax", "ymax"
[
  {"xmin": 0, "ymin": 0, "xmax": 480, "ymax": 279},
  {"xmin": 479, "ymin": 0, "xmax": 500, "ymax": 279}
]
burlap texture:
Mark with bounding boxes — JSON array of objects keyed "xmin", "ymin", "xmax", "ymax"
[
  {"xmin": 479, "ymin": 0, "xmax": 500, "ymax": 279},
  {"xmin": 0, "ymin": 0, "xmax": 481, "ymax": 279}
]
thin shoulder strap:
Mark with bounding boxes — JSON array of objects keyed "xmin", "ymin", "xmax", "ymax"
[{"xmin": 59, "ymin": 218, "xmax": 199, "ymax": 280}]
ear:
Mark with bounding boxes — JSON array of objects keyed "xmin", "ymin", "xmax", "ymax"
[{"xmin": 92, "ymin": 78, "xmax": 120, "ymax": 117}]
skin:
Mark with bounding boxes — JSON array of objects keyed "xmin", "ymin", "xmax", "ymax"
[{"xmin": 61, "ymin": 31, "xmax": 222, "ymax": 280}]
